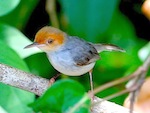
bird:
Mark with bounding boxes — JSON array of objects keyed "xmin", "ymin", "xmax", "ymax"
[{"xmin": 25, "ymin": 26, "xmax": 125, "ymax": 98}]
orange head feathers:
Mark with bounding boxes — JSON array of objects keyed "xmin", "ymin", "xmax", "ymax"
[{"xmin": 25, "ymin": 26, "xmax": 67, "ymax": 52}]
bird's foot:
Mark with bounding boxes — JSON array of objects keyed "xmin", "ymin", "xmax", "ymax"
[
  {"xmin": 88, "ymin": 90, "xmax": 95, "ymax": 102},
  {"xmin": 48, "ymin": 73, "xmax": 61, "ymax": 86}
]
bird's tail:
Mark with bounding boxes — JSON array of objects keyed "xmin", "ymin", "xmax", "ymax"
[{"xmin": 93, "ymin": 43, "xmax": 125, "ymax": 53}]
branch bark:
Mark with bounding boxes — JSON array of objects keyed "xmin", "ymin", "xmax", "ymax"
[
  {"xmin": 92, "ymin": 97, "xmax": 136, "ymax": 113},
  {"xmin": 0, "ymin": 64, "xmax": 49, "ymax": 96},
  {"xmin": 0, "ymin": 63, "xmax": 138, "ymax": 113}
]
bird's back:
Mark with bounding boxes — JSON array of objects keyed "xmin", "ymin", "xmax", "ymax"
[{"xmin": 65, "ymin": 36, "xmax": 100, "ymax": 66}]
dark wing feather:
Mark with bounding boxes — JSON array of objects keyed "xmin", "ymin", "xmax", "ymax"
[{"xmin": 66, "ymin": 36, "xmax": 100, "ymax": 66}]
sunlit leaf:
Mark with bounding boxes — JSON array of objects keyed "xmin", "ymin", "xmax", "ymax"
[
  {"xmin": 0, "ymin": 83, "xmax": 34, "ymax": 113},
  {"xmin": 30, "ymin": 79, "xmax": 90, "ymax": 113},
  {"xmin": 0, "ymin": 23, "xmax": 41, "ymax": 59},
  {"xmin": 0, "ymin": 40, "xmax": 28, "ymax": 71},
  {"xmin": 0, "ymin": 0, "xmax": 39, "ymax": 29},
  {"xmin": 0, "ymin": 0, "xmax": 20, "ymax": 16},
  {"xmin": 0, "ymin": 106, "xmax": 7, "ymax": 113},
  {"xmin": 0, "ymin": 39, "xmax": 34, "ymax": 113}
]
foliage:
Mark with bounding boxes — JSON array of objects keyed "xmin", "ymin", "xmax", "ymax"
[
  {"xmin": 0, "ymin": 0, "xmax": 149, "ymax": 113},
  {"xmin": 0, "ymin": 0, "xmax": 20, "ymax": 16},
  {"xmin": 30, "ymin": 79, "xmax": 90, "ymax": 113}
]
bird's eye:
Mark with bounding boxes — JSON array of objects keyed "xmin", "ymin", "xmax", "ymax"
[{"xmin": 47, "ymin": 39, "xmax": 54, "ymax": 44}]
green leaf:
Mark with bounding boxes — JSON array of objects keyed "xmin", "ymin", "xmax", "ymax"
[
  {"xmin": 0, "ymin": 23, "xmax": 41, "ymax": 59},
  {"xmin": 24, "ymin": 53, "xmax": 57, "ymax": 78},
  {"xmin": 0, "ymin": 25, "xmax": 35, "ymax": 113},
  {"xmin": 0, "ymin": 0, "xmax": 39, "ymax": 29},
  {"xmin": 30, "ymin": 79, "xmax": 90, "ymax": 113},
  {"xmin": 0, "ymin": 83, "xmax": 35, "ymax": 113},
  {"xmin": 59, "ymin": 0, "xmax": 118, "ymax": 41},
  {"xmin": 0, "ymin": 106, "xmax": 7, "ymax": 113},
  {"xmin": 0, "ymin": 0, "xmax": 20, "ymax": 16},
  {"xmin": 0, "ymin": 40, "xmax": 28, "ymax": 71}
]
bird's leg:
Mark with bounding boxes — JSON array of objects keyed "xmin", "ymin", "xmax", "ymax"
[
  {"xmin": 49, "ymin": 73, "xmax": 61, "ymax": 86},
  {"xmin": 89, "ymin": 70, "xmax": 94, "ymax": 100}
]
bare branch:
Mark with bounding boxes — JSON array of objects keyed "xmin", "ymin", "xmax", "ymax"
[
  {"xmin": 92, "ymin": 97, "xmax": 137, "ymax": 113},
  {"xmin": 93, "ymin": 55, "xmax": 150, "ymax": 96}
]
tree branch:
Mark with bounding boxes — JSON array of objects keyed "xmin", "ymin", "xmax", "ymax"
[
  {"xmin": 92, "ymin": 97, "xmax": 137, "ymax": 113},
  {"xmin": 0, "ymin": 64, "xmax": 49, "ymax": 96},
  {"xmin": 0, "ymin": 63, "xmax": 137, "ymax": 113}
]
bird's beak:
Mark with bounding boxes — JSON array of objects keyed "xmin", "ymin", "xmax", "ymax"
[{"xmin": 24, "ymin": 42, "xmax": 39, "ymax": 49}]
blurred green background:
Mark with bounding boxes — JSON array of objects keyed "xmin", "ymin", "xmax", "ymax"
[{"xmin": 0, "ymin": 0, "xmax": 149, "ymax": 113}]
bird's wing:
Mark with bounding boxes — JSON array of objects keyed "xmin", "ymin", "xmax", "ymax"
[
  {"xmin": 73, "ymin": 47, "xmax": 100, "ymax": 66},
  {"xmin": 93, "ymin": 43, "xmax": 125, "ymax": 53},
  {"xmin": 67, "ymin": 37, "xmax": 100, "ymax": 66}
]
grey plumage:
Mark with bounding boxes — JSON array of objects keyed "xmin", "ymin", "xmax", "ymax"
[{"xmin": 64, "ymin": 36, "xmax": 100, "ymax": 66}]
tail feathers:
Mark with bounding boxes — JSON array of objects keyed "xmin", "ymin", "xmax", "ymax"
[{"xmin": 94, "ymin": 44, "xmax": 125, "ymax": 53}]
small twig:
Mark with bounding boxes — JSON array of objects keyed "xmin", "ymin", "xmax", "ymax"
[
  {"xmin": 91, "ymin": 55, "xmax": 150, "ymax": 113},
  {"xmin": 92, "ymin": 89, "xmax": 129, "ymax": 108},
  {"xmin": 103, "ymin": 89, "xmax": 129, "ymax": 101},
  {"xmin": 46, "ymin": 0, "xmax": 59, "ymax": 28},
  {"xmin": 93, "ymin": 55, "xmax": 150, "ymax": 95},
  {"xmin": 93, "ymin": 73, "xmax": 133, "ymax": 95},
  {"xmin": 92, "ymin": 75, "xmax": 145, "ymax": 107},
  {"xmin": 127, "ymin": 56, "xmax": 149, "ymax": 113},
  {"xmin": 129, "ymin": 91, "xmax": 136, "ymax": 113}
]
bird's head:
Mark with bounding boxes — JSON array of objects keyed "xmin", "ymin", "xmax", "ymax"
[{"xmin": 25, "ymin": 26, "xmax": 67, "ymax": 52}]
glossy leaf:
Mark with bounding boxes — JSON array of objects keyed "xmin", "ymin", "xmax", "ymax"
[
  {"xmin": 0, "ymin": 0, "xmax": 39, "ymax": 29},
  {"xmin": 0, "ymin": 0, "xmax": 20, "ymax": 16},
  {"xmin": 59, "ymin": 0, "xmax": 118, "ymax": 41},
  {"xmin": 0, "ymin": 83, "xmax": 34, "ymax": 113},
  {"xmin": 0, "ymin": 40, "xmax": 28, "ymax": 71},
  {"xmin": 0, "ymin": 36, "xmax": 35, "ymax": 113},
  {"xmin": 24, "ymin": 53, "xmax": 57, "ymax": 78},
  {"xmin": 0, "ymin": 106, "xmax": 7, "ymax": 113},
  {"xmin": 30, "ymin": 79, "xmax": 90, "ymax": 113},
  {"xmin": 0, "ymin": 39, "xmax": 35, "ymax": 113},
  {"xmin": 0, "ymin": 23, "xmax": 41, "ymax": 59}
]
